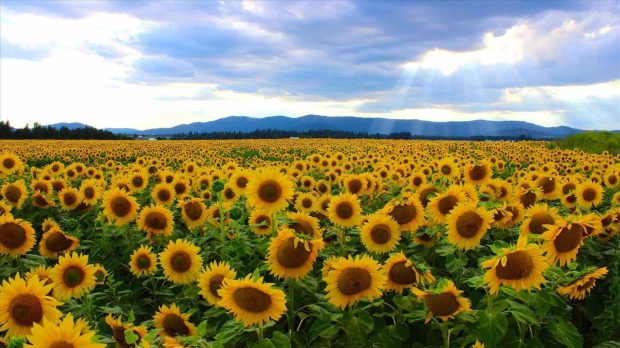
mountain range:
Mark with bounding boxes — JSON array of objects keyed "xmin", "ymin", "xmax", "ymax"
[{"xmin": 50, "ymin": 115, "xmax": 584, "ymax": 138}]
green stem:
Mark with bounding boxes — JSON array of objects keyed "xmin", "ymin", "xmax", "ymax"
[
  {"xmin": 257, "ymin": 324, "xmax": 264, "ymax": 342},
  {"xmin": 338, "ymin": 228, "xmax": 346, "ymax": 256},
  {"xmin": 439, "ymin": 321, "xmax": 451, "ymax": 348},
  {"xmin": 288, "ymin": 279, "xmax": 295, "ymax": 336}
]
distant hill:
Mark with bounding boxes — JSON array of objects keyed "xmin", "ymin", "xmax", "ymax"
[
  {"xmin": 50, "ymin": 115, "xmax": 584, "ymax": 138},
  {"xmin": 49, "ymin": 122, "xmax": 92, "ymax": 130}
]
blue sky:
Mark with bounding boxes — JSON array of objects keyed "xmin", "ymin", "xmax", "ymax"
[{"xmin": 1, "ymin": 0, "xmax": 619, "ymax": 130}]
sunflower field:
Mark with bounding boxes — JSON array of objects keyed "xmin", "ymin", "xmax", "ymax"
[{"xmin": 0, "ymin": 139, "xmax": 619, "ymax": 348}]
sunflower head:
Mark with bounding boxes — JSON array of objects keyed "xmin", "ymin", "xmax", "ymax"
[
  {"xmin": 130, "ymin": 245, "xmax": 158, "ymax": 277},
  {"xmin": 327, "ymin": 193, "xmax": 362, "ymax": 228},
  {"xmin": 154, "ymin": 304, "xmax": 196, "ymax": 338},
  {"xmin": 412, "ymin": 280, "xmax": 472, "ymax": 323},
  {"xmin": 324, "ymin": 254, "xmax": 386, "ymax": 309},
  {"xmin": 246, "ymin": 169, "xmax": 294, "ymax": 213},
  {"xmin": 50, "ymin": 252, "xmax": 97, "ymax": 301},
  {"xmin": 383, "ymin": 252, "xmax": 434, "ymax": 293},
  {"xmin": 159, "ymin": 239, "xmax": 203, "ymax": 284},
  {"xmin": 0, "ymin": 215, "xmax": 36, "ymax": 257},
  {"xmin": 557, "ymin": 267, "xmax": 608, "ymax": 300},
  {"xmin": 198, "ymin": 261, "xmax": 237, "ymax": 305},
  {"xmin": 267, "ymin": 227, "xmax": 324, "ymax": 279},
  {"xmin": 102, "ymin": 188, "xmax": 139, "ymax": 226},
  {"xmin": 360, "ymin": 214, "xmax": 401, "ymax": 254},
  {"xmin": 446, "ymin": 202, "xmax": 493, "ymax": 250},
  {"xmin": 137, "ymin": 204, "xmax": 174, "ymax": 239},
  {"xmin": 25, "ymin": 313, "xmax": 104, "ymax": 348}
]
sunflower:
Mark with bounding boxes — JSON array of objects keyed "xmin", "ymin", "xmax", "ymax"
[
  {"xmin": 32, "ymin": 192, "xmax": 55, "ymax": 209},
  {"xmin": 198, "ymin": 261, "xmax": 237, "ymax": 305},
  {"xmin": 24, "ymin": 313, "xmax": 104, "ymax": 348},
  {"xmin": 39, "ymin": 228, "xmax": 79, "ymax": 259},
  {"xmin": 129, "ymin": 245, "xmax": 158, "ymax": 277},
  {"xmin": 229, "ymin": 170, "xmax": 250, "ymax": 195},
  {"xmin": 58, "ymin": 188, "xmax": 82, "ymax": 211},
  {"xmin": 218, "ymin": 275, "xmax": 287, "ymax": 327},
  {"xmin": 464, "ymin": 162, "xmax": 492, "ymax": 185},
  {"xmin": 25, "ymin": 266, "xmax": 54, "ymax": 288},
  {"xmin": 0, "ymin": 275, "xmax": 61, "ymax": 337},
  {"xmin": 536, "ymin": 175, "xmax": 561, "ymax": 200},
  {"xmin": 446, "ymin": 202, "xmax": 493, "ymax": 250},
  {"xmin": 382, "ymin": 194, "xmax": 425, "ymax": 233},
  {"xmin": 79, "ymin": 179, "xmax": 101, "ymax": 206},
  {"xmin": 31, "ymin": 180, "xmax": 52, "ymax": 194},
  {"xmin": 575, "ymin": 181, "xmax": 603, "ymax": 209},
  {"xmin": 557, "ymin": 267, "xmax": 608, "ymax": 300},
  {"xmin": 481, "ymin": 236, "xmax": 548, "ymax": 294},
  {"xmin": 294, "ymin": 192, "xmax": 317, "ymax": 213},
  {"xmin": 171, "ymin": 177, "xmax": 191, "ymax": 199},
  {"xmin": 0, "ymin": 201, "xmax": 12, "ymax": 216},
  {"xmin": 93, "ymin": 264, "xmax": 107, "ymax": 285},
  {"xmin": 1, "ymin": 180, "xmax": 27, "ymax": 209},
  {"xmin": 521, "ymin": 203, "xmax": 560, "ymax": 235},
  {"xmin": 427, "ymin": 189, "xmax": 467, "ymax": 223},
  {"xmin": 129, "ymin": 171, "xmax": 148, "ymax": 192},
  {"xmin": 360, "ymin": 214, "xmax": 401, "ymax": 254},
  {"xmin": 327, "ymin": 193, "xmax": 362, "ymax": 228},
  {"xmin": 246, "ymin": 169, "xmax": 294, "ymax": 213},
  {"xmin": 0, "ymin": 153, "xmax": 22, "ymax": 176},
  {"xmin": 285, "ymin": 212, "xmax": 322, "ymax": 238},
  {"xmin": 248, "ymin": 209, "xmax": 273, "ymax": 236},
  {"xmin": 178, "ymin": 198, "xmax": 208, "ymax": 229},
  {"xmin": 343, "ymin": 175, "xmax": 366, "ymax": 195},
  {"xmin": 267, "ymin": 227, "xmax": 324, "ymax": 279},
  {"xmin": 153, "ymin": 304, "xmax": 196, "ymax": 338},
  {"xmin": 160, "ymin": 239, "xmax": 203, "ymax": 284},
  {"xmin": 437, "ymin": 158, "xmax": 460, "ymax": 179},
  {"xmin": 382, "ymin": 252, "xmax": 435, "ymax": 293},
  {"xmin": 541, "ymin": 220, "xmax": 585, "ymax": 266},
  {"xmin": 412, "ymin": 280, "xmax": 472, "ymax": 323},
  {"xmin": 41, "ymin": 218, "xmax": 60, "ymax": 233},
  {"xmin": 50, "ymin": 252, "xmax": 97, "ymax": 301},
  {"xmin": 152, "ymin": 183, "xmax": 176, "ymax": 206},
  {"xmin": 324, "ymin": 254, "xmax": 385, "ymax": 309},
  {"xmin": 137, "ymin": 204, "xmax": 174, "ymax": 239},
  {"xmin": 0, "ymin": 215, "xmax": 36, "ymax": 257},
  {"xmin": 102, "ymin": 188, "xmax": 139, "ymax": 226},
  {"xmin": 105, "ymin": 314, "xmax": 148, "ymax": 348}
]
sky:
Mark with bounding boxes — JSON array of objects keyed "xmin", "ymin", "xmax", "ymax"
[{"xmin": 1, "ymin": 0, "xmax": 619, "ymax": 130}]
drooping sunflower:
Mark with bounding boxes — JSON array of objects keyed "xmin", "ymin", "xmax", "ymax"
[
  {"xmin": 159, "ymin": 239, "xmax": 203, "ymax": 284},
  {"xmin": 0, "ymin": 275, "xmax": 61, "ymax": 337},
  {"xmin": 58, "ymin": 188, "xmax": 82, "ymax": 211},
  {"xmin": 25, "ymin": 313, "xmax": 104, "ymax": 348},
  {"xmin": 0, "ymin": 215, "xmax": 36, "ymax": 257},
  {"xmin": 557, "ymin": 267, "xmax": 608, "ymax": 300},
  {"xmin": 267, "ymin": 227, "xmax": 324, "ymax": 279},
  {"xmin": 412, "ymin": 280, "xmax": 472, "ymax": 323},
  {"xmin": 39, "ymin": 228, "xmax": 79, "ymax": 259},
  {"xmin": 153, "ymin": 304, "xmax": 196, "ymax": 338},
  {"xmin": 129, "ymin": 245, "xmax": 158, "ymax": 277},
  {"xmin": 521, "ymin": 203, "xmax": 561, "ymax": 236},
  {"xmin": 327, "ymin": 193, "xmax": 362, "ymax": 228},
  {"xmin": 248, "ymin": 209, "xmax": 273, "ymax": 236},
  {"xmin": 152, "ymin": 182, "xmax": 176, "ymax": 206},
  {"xmin": 382, "ymin": 194, "xmax": 425, "ymax": 233},
  {"xmin": 50, "ymin": 252, "xmax": 97, "ymax": 301},
  {"xmin": 575, "ymin": 181, "xmax": 604, "ymax": 209},
  {"xmin": 31, "ymin": 192, "xmax": 55, "ymax": 209},
  {"xmin": 246, "ymin": 169, "xmax": 294, "ymax": 213},
  {"xmin": 541, "ymin": 220, "xmax": 585, "ymax": 266},
  {"xmin": 382, "ymin": 252, "xmax": 435, "ymax": 293},
  {"xmin": 285, "ymin": 212, "xmax": 322, "ymax": 238},
  {"xmin": 102, "ymin": 188, "xmax": 139, "ymax": 226},
  {"xmin": 324, "ymin": 254, "xmax": 385, "ymax": 309},
  {"xmin": 218, "ymin": 275, "xmax": 287, "ymax": 327},
  {"xmin": 427, "ymin": 189, "xmax": 467, "ymax": 223},
  {"xmin": 198, "ymin": 261, "xmax": 237, "ymax": 305},
  {"xmin": 105, "ymin": 314, "xmax": 148, "ymax": 348},
  {"xmin": 178, "ymin": 198, "xmax": 208, "ymax": 229},
  {"xmin": 1, "ymin": 180, "xmax": 27, "ymax": 209},
  {"xmin": 137, "ymin": 204, "xmax": 174, "ymax": 239},
  {"xmin": 446, "ymin": 202, "xmax": 493, "ymax": 250},
  {"xmin": 481, "ymin": 235, "xmax": 548, "ymax": 294},
  {"xmin": 360, "ymin": 214, "xmax": 401, "ymax": 254}
]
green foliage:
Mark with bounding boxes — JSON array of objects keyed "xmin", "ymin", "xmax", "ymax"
[{"xmin": 550, "ymin": 131, "xmax": 620, "ymax": 154}]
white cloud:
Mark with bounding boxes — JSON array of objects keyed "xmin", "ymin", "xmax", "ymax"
[{"xmin": 501, "ymin": 80, "xmax": 620, "ymax": 103}]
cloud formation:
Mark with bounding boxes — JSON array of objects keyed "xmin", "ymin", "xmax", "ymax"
[{"xmin": 1, "ymin": 0, "xmax": 618, "ymax": 130}]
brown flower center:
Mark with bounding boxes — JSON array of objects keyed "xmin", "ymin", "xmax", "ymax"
[
  {"xmin": 575, "ymin": 277, "xmax": 596, "ymax": 292},
  {"xmin": 110, "ymin": 196, "xmax": 131, "ymax": 217},
  {"xmin": 158, "ymin": 189, "xmax": 171, "ymax": 202},
  {"xmin": 145, "ymin": 211, "xmax": 168, "ymax": 230},
  {"xmin": 529, "ymin": 213, "xmax": 554, "ymax": 234},
  {"xmin": 34, "ymin": 182, "xmax": 49, "ymax": 193},
  {"xmin": 49, "ymin": 342, "xmax": 75, "ymax": 348},
  {"xmin": 63, "ymin": 266, "xmax": 85, "ymax": 288},
  {"xmin": 336, "ymin": 202, "xmax": 354, "ymax": 219},
  {"xmin": 258, "ymin": 180, "xmax": 282, "ymax": 203},
  {"xmin": 348, "ymin": 179, "xmax": 363, "ymax": 194},
  {"xmin": 301, "ymin": 198, "xmax": 312, "ymax": 208},
  {"xmin": 437, "ymin": 195, "xmax": 458, "ymax": 216},
  {"xmin": 2, "ymin": 158, "xmax": 15, "ymax": 169},
  {"xmin": 232, "ymin": 287, "xmax": 272, "ymax": 313},
  {"xmin": 9, "ymin": 294, "xmax": 43, "ymax": 326},
  {"xmin": 163, "ymin": 314, "xmax": 190, "ymax": 337},
  {"xmin": 581, "ymin": 188, "xmax": 597, "ymax": 202},
  {"xmin": 425, "ymin": 292, "xmax": 460, "ymax": 316},
  {"xmin": 137, "ymin": 255, "xmax": 151, "ymax": 269},
  {"xmin": 276, "ymin": 237, "xmax": 312, "ymax": 268},
  {"xmin": 370, "ymin": 224, "xmax": 392, "ymax": 244},
  {"xmin": 495, "ymin": 250, "xmax": 534, "ymax": 280},
  {"xmin": 554, "ymin": 224, "xmax": 583, "ymax": 253},
  {"xmin": 236, "ymin": 177, "xmax": 248, "ymax": 188},
  {"xmin": 456, "ymin": 211, "xmax": 483, "ymax": 238},
  {"xmin": 419, "ymin": 187, "xmax": 438, "ymax": 207},
  {"xmin": 519, "ymin": 191, "xmax": 537, "ymax": 208},
  {"xmin": 132, "ymin": 176, "xmax": 144, "ymax": 188},
  {"xmin": 183, "ymin": 202, "xmax": 203, "ymax": 220},
  {"xmin": 337, "ymin": 267, "xmax": 371, "ymax": 295},
  {"xmin": 255, "ymin": 215, "xmax": 271, "ymax": 230},
  {"xmin": 389, "ymin": 204, "xmax": 417, "ymax": 225},
  {"xmin": 170, "ymin": 251, "xmax": 192, "ymax": 273},
  {"xmin": 63, "ymin": 193, "xmax": 77, "ymax": 206},
  {"xmin": 0, "ymin": 222, "xmax": 27, "ymax": 249},
  {"xmin": 208, "ymin": 274, "xmax": 225, "ymax": 298},
  {"xmin": 45, "ymin": 231, "xmax": 73, "ymax": 252},
  {"xmin": 441, "ymin": 165, "xmax": 452, "ymax": 175},
  {"xmin": 224, "ymin": 188, "xmax": 235, "ymax": 200},
  {"xmin": 83, "ymin": 187, "xmax": 95, "ymax": 199},
  {"xmin": 174, "ymin": 183, "xmax": 187, "ymax": 195},
  {"xmin": 389, "ymin": 261, "xmax": 417, "ymax": 285},
  {"xmin": 539, "ymin": 177, "xmax": 556, "ymax": 194},
  {"xmin": 469, "ymin": 165, "xmax": 487, "ymax": 181},
  {"xmin": 4, "ymin": 185, "xmax": 21, "ymax": 203}
]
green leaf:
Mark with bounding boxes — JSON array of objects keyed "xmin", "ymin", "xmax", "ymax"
[
  {"xmin": 124, "ymin": 329, "xmax": 139, "ymax": 345},
  {"xmin": 271, "ymin": 331, "xmax": 292, "ymax": 348},
  {"xmin": 197, "ymin": 321, "xmax": 208, "ymax": 337},
  {"xmin": 475, "ymin": 311, "xmax": 508, "ymax": 346},
  {"xmin": 506, "ymin": 301, "xmax": 538, "ymax": 325},
  {"xmin": 549, "ymin": 319, "xmax": 583, "ymax": 348}
]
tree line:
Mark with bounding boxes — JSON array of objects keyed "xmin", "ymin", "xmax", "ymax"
[{"xmin": 0, "ymin": 121, "xmax": 130, "ymax": 140}]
